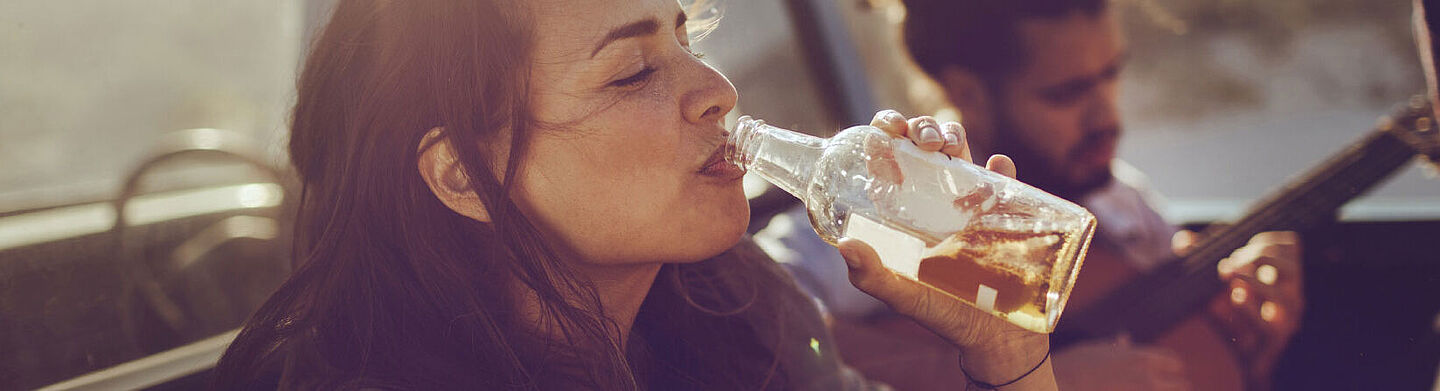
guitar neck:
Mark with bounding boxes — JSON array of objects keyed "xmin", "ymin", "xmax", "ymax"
[
  {"xmin": 1058, "ymin": 112, "xmax": 1427, "ymax": 344},
  {"xmin": 1183, "ymin": 128, "xmax": 1421, "ymax": 273}
]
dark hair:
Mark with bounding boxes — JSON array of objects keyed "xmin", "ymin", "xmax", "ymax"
[
  {"xmin": 901, "ymin": 0, "xmax": 1108, "ymax": 82},
  {"xmin": 211, "ymin": 0, "xmax": 832, "ymax": 389},
  {"xmin": 210, "ymin": 0, "xmax": 631, "ymax": 388}
]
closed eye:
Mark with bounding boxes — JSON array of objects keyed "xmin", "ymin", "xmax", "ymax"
[{"xmin": 611, "ymin": 66, "xmax": 657, "ymax": 88}]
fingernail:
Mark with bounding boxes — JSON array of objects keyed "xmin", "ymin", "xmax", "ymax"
[
  {"xmin": 884, "ymin": 111, "xmax": 905, "ymax": 126},
  {"xmin": 944, "ymin": 122, "xmax": 965, "ymax": 141},
  {"xmin": 1257, "ymin": 264, "xmax": 1278, "ymax": 285},
  {"xmin": 1260, "ymin": 301, "xmax": 1279, "ymax": 322},
  {"xmin": 920, "ymin": 125, "xmax": 941, "ymax": 145},
  {"xmin": 943, "ymin": 132, "xmax": 959, "ymax": 146},
  {"xmin": 838, "ymin": 243, "xmax": 860, "ymax": 270},
  {"xmin": 872, "ymin": 110, "xmax": 890, "ymax": 124}
]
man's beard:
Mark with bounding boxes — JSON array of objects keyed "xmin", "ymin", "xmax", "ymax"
[{"xmin": 990, "ymin": 109, "xmax": 1116, "ymax": 202}]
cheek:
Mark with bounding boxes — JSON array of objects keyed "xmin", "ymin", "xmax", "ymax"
[
  {"xmin": 520, "ymin": 144, "xmax": 747, "ymax": 263},
  {"xmin": 515, "ymin": 119, "xmax": 729, "ymax": 262},
  {"xmin": 1011, "ymin": 101, "xmax": 1086, "ymax": 157},
  {"xmin": 521, "ymin": 127, "xmax": 681, "ymax": 223},
  {"xmin": 516, "ymin": 73, "xmax": 745, "ymax": 263}
]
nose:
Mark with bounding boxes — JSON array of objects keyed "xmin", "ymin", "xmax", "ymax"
[
  {"xmin": 1084, "ymin": 81, "xmax": 1121, "ymax": 132},
  {"xmin": 680, "ymin": 57, "xmax": 738, "ymax": 125}
]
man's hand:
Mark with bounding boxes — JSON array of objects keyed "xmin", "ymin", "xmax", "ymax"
[
  {"xmin": 1053, "ymin": 336, "xmax": 1192, "ymax": 391},
  {"xmin": 1174, "ymin": 230, "xmax": 1304, "ymax": 380}
]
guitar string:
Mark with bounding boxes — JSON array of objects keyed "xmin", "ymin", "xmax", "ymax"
[
  {"xmin": 1078, "ymin": 109, "xmax": 1427, "ymax": 338},
  {"xmin": 1119, "ymin": 130, "xmax": 1421, "ymax": 338}
]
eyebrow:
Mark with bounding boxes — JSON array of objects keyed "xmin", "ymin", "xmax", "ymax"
[
  {"xmin": 1037, "ymin": 51, "xmax": 1129, "ymax": 96},
  {"xmin": 589, "ymin": 12, "xmax": 688, "ymax": 58}
]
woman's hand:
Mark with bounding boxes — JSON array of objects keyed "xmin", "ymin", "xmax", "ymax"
[{"xmin": 837, "ymin": 110, "xmax": 1055, "ymax": 390}]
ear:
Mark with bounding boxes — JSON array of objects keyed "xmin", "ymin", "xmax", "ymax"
[{"xmin": 417, "ymin": 127, "xmax": 491, "ymax": 222}]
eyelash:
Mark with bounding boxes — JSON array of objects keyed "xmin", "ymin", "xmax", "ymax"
[
  {"xmin": 607, "ymin": 44, "xmax": 705, "ymax": 88},
  {"xmin": 611, "ymin": 66, "xmax": 657, "ymax": 88}
]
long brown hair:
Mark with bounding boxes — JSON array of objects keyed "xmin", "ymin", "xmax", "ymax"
[
  {"xmin": 211, "ymin": 0, "xmax": 838, "ymax": 390},
  {"xmin": 213, "ymin": 0, "xmax": 636, "ymax": 388}
]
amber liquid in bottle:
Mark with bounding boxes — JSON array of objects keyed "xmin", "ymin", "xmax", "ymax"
[{"xmin": 728, "ymin": 116, "xmax": 1095, "ymax": 333}]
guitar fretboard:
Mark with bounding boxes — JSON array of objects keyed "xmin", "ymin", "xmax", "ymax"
[{"xmin": 1056, "ymin": 104, "xmax": 1431, "ymax": 344}]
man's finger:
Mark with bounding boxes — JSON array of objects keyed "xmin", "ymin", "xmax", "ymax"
[
  {"xmin": 1171, "ymin": 230, "xmax": 1201, "ymax": 256},
  {"xmin": 1228, "ymin": 276, "xmax": 1294, "ymax": 328},
  {"xmin": 1251, "ymin": 231, "xmax": 1300, "ymax": 246}
]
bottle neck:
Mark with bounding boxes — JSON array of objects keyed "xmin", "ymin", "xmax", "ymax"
[{"xmin": 727, "ymin": 116, "xmax": 826, "ymax": 199}]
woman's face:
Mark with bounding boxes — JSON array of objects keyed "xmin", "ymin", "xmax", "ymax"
[{"xmin": 515, "ymin": 0, "xmax": 745, "ymax": 264}]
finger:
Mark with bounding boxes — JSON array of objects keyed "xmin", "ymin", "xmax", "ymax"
[
  {"xmin": 1171, "ymin": 230, "xmax": 1201, "ymax": 256},
  {"xmin": 1255, "ymin": 263, "xmax": 1280, "ymax": 286},
  {"xmin": 1242, "ymin": 232, "xmax": 1301, "ymax": 270},
  {"xmin": 870, "ymin": 109, "xmax": 909, "ymax": 138},
  {"xmin": 1226, "ymin": 277, "xmax": 1260, "ymax": 309},
  {"xmin": 1233, "ymin": 274, "xmax": 1302, "ymax": 328},
  {"xmin": 1232, "ymin": 260, "xmax": 1301, "ymax": 317},
  {"xmin": 863, "ymin": 135, "xmax": 905, "ymax": 185},
  {"xmin": 838, "ymin": 236, "xmax": 944, "ymax": 315},
  {"xmin": 939, "ymin": 121, "xmax": 973, "ymax": 162},
  {"xmin": 985, "ymin": 154, "xmax": 1017, "ymax": 179},
  {"xmin": 837, "ymin": 237, "xmax": 988, "ymax": 346},
  {"xmin": 1251, "ymin": 231, "xmax": 1301, "ymax": 247},
  {"xmin": 1258, "ymin": 242, "xmax": 1303, "ymax": 278},
  {"xmin": 907, "ymin": 116, "xmax": 945, "ymax": 152},
  {"xmin": 1221, "ymin": 279, "xmax": 1268, "ymax": 351},
  {"xmin": 1227, "ymin": 277, "xmax": 1290, "ymax": 329},
  {"xmin": 1223, "ymin": 249, "xmax": 1300, "ymax": 286},
  {"xmin": 1217, "ymin": 245, "xmax": 1262, "ymax": 278}
]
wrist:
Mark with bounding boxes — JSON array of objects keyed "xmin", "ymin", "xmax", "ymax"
[
  {"xmin": 960, "ymin": 332, "xmax": 1048, "ymax": 365},
  {"xmin": 959, "ymin": 333, "xmax": 1053, "ymax": 389}
]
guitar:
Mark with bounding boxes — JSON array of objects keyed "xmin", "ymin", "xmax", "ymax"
[{"xmin": 1053, "ymin": 97, "xmax": 1440, "ymax": 390}]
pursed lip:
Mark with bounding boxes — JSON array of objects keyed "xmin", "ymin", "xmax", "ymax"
[{"xmin": 697, "ymin": 143, "xmax": 746, "ymax": 180}]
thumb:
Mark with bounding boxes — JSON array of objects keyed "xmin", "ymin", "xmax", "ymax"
[
  {"xmin": 836, "ymin": 237, "xmax": 883, "ymax": 282},
  {"xmin": 837, "ymin": 237, "xmax": 985, "ymax": 347},
  {"xmin": 836, "ymin": 237, "xmax": 924, "ymax": 321},
  {"xmin": 985, "ymin": 154, "xmax": 1017, "ymax": 179}
]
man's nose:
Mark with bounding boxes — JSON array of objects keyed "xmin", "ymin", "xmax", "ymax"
[{"xmin": 1084, "ymin": 83, "xmax": 1121, "ymax": 131}]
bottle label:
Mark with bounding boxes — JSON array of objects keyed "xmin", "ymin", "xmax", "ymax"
[
  {"xmin": 842, "ymin": 214, "xmax": 925, "ymax": 279},
  {"xmin": 976, "ymin": 284, "xmax": 998, "ymax": 312}
]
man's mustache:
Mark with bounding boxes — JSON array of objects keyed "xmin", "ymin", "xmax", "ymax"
[{"xmin": 1071, "ymin": 127, "xmax": 1121, "ymax": 157}]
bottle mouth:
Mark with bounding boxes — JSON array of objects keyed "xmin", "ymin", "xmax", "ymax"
[{"xmin": 725, "ymin": 115, "xmax": 763, "ymax": 169}]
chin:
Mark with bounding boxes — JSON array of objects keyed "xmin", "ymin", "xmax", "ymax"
[{"xmin": 680, "ymin": 199, "xmax": 750, "ymax": 263}]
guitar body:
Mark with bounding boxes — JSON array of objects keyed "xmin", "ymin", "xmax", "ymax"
[{"xmin": 1066, "ymin": 238, "xmax": 1245, "ymax": 390}]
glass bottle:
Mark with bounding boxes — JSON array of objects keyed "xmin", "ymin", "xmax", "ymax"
[{"xmin": 728, "ymin": 116, "xmax": 1096, "ymax": 333}]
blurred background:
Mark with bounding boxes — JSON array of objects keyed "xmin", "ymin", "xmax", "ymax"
[{"xmin": 1, "ymin": 0, "xmax": 1436, "ymax": 389}]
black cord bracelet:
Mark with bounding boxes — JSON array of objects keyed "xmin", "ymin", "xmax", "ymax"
[{"xmin": 959, "ymin": 343, "xmax": 1052, "ymax": 390}]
